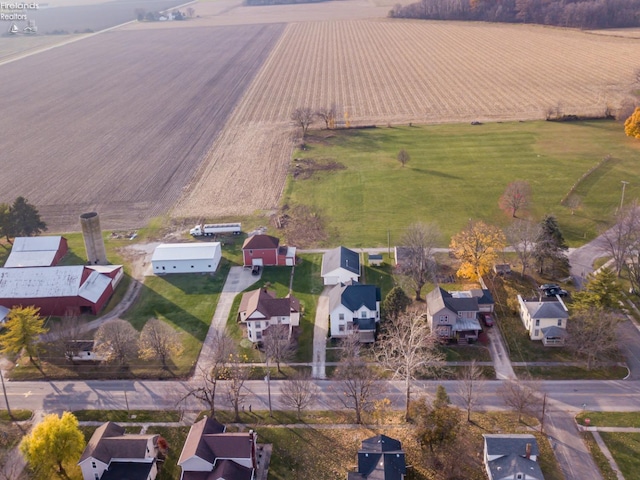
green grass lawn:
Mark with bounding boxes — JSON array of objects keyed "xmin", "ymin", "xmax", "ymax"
[
  {"xmin": 599, "ymin": 432, "xmax": 640, "ymax": 479},
  {"xmin": 576, "ymin": 411, "xmax": 640, "ymax": 428},
  {"xmin": 285, "ymin": 120, "xmax": 640, "ymax": 247}
]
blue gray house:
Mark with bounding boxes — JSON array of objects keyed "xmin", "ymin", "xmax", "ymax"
[
  {"xmin": 347, "ymin": 434, "xmax": 406, "ymax": 479},
  {"xmin": 329, "ymin": 281, "xmax": 381, "ymax": 343},
  {"xmin": 483, "ymin": 434, "xmax": 544, "ymax": 480}
]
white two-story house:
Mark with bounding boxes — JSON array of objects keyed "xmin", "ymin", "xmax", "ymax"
[
  {"xmin": 328, "ymin": 281, "xmax": 381, "ymax": 343},
  {"xmin": 518, "ymin": 295, "xmax": 569, "ymax": 346},
  {"xmin": 238, "ymin": 288, "xmax": 300, "ymax": 343}
]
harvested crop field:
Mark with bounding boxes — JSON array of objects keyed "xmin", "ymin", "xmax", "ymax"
[
  {"xmin": 175, "ymin": 17, "xmax": 640, "ymax": 219},
  {"xmin": 0, "ymin": 24, "xmax": 284, "ymax": 231}
]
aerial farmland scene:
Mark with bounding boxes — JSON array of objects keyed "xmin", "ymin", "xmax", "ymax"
[{"xmin": 1, "ymin": 0, "xmax": 640, "ymax": 478}]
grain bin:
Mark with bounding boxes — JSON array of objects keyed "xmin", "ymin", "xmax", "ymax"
[{"xmin": 80, "ymin": 212, "xmax": 108, "ymax": 265}]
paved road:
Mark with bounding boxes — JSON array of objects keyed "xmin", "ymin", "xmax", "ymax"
[{"xmin": 567, "ymin": 232, "xmax": 610, "ymax": 289}]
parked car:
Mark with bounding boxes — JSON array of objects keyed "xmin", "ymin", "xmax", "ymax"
[
  {"xmin": 480, "ymin": 312, "xmax": 494, "ymax": 327},
  {"xmin": 545, "ymin": 287, "xmax": 568, "ymax": 297},
  {"xmin": 539, "ymin": 283, "xmax": 559, "ymax": 291},
  {"xmin": 251, "ymin": 265, "xmax": 261, "ymax": 275}
]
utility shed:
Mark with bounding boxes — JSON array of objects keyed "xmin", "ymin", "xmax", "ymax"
[
  {"xmin": 4, "ymin": 236, "xmax": 68, "ymax": 268},
  {"xmin": 152, "ymin": 243, "xmax": 221, "ymax": 274}
]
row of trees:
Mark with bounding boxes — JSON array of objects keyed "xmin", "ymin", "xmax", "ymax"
[
  {"xmin": 0, "ymin": 197, "xmax": 46, "ymax": 246},
  {"xmin": 291, "ymin": 105, "xmax": 341, "ymax": 137},
  {"xmin": 389, "ymin": 0, "xmax": 640, "ymax": 30}
]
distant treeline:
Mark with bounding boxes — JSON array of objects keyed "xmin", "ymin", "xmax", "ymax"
[
  {"xmin": 389, "ymin": 0, "xmax": 640, "ymax": 29},
  {"xmin": 244, "ymin": 0, "xmax": 327, "ymax": 5}
]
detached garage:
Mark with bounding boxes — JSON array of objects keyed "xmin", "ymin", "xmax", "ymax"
[{"xmin": 152, "ymin": 243, "xmax": 222, "ymax": 274}]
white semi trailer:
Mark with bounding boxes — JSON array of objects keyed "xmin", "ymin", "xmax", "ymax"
[{"xmin": 190, "ymin": 223, "xmax": 242, "ymax": 237}]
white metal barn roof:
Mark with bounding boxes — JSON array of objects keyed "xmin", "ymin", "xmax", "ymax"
[
  {"xmin": 152, "ymin": 243, "xmax": 221, "ymax": 262},
  {"xmin": 4, "ymin": 236, "xmax": 65, "ymax": 268},
  {"xmin": 0, "ymin": 266, "xmax": 108, "ymax": 300}
]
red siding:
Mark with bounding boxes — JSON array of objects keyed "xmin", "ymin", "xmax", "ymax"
[
  {"xmin": 243, "ymin": 248, "xmax": 278, "ymax": 267},
  {"xmin": 51, "ymin": 238, "xmax": 69, "ymax": 266}
]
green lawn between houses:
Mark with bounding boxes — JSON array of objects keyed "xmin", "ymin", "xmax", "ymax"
[{"xmin": 284, "ymin": 120, "xmax": 640, "ymax": 247}]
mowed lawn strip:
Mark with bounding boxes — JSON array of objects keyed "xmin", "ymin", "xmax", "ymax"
[
  {"xmin": 599, "ymin": 432, "xmax": 640, "ymax": 479},
  {"xmin": 285, "ymin": 121, "xmax": 640, "ymax": 247}
]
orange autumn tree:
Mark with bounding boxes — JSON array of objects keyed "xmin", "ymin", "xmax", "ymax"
[
  {"xmin": 625, "ymin": 107, "xmax": 640, "ymax": 139},
  {"xmin": 450, "ymin": 220, "xmax": 506, "ymax": 281}
]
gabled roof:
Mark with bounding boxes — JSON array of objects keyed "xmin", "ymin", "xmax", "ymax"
[
  {"xmin": 100, "ymin": 460, "xmax": 155, "ymax": 480},
  {"xmin": 4, "ymin": 236, "xmax": 66, "ymax": 268},
  {"xmin": 487, "ymin": 453, "xmax": 544, "ymax": 480},
  {"xmin": 239, "ymin": 288, "xmax": 300, "ymax": 320},
  {"xmin": 349, "ymin": 435, "xmax": 406, "ymax": 480},
  {"xmin": 329, "ymin": 282, "xmax": 380, "ymax": 313},
  {"xmin": 152, "ymin": 243, "xmax": 220, "ymax": 261},
  {"xmin": 178, "ymin": 416, "xmax": 226, "ymax": 466},
  {"xmin": 183, "ymin": 459, "xmax": 253, "ymax": 480},
  {"xmin": 484, "ymin": 434, "xmax": 539, "ymax": 458},
  {"xmin": 321, "ymin": 246, "xmax": 360, "ymax": 277},
  {"xmin": 242, "ymin": 234, "xmax": 280, "ymax": 250},
  {"xmin": 540, "ymin": 325, "xmax": 568, "ymax": 339},
  {"xmin": 79, "ymin": 422, "xmax": 158, "ymax": 465},
  {"xmin": 427, "ymin": 287, "xmax": 479, "ymax": 315},
  {"xmin": 521, "ymin": 298, "xmax": 569, "ymax": 319}
]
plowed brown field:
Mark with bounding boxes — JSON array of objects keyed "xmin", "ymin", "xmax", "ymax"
[{"xmin": 174, "ymin": 18, "xmax": 640, "ymax": 219}]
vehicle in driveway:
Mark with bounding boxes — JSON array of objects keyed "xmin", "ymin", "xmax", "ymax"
[
  {"xmin": 479, "ymin": 312, "xmax": 494, "ymax": 327},
  {"xmin": 545, "ymin": 287, "xmax": 568, "ymax": 297},
  {"xmin": 539, "ymin": 283, "xmax": 559, "ymax": 291},
  {"xmin": 251, "ymin": 265, "xmax": 261, "ymax": 275}
]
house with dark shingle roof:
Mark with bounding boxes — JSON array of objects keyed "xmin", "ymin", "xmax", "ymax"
[
  {"xmin": 426, "ymin": 287, "xmax": 482, "ymax": 342},
  {"xmin": 483, "ymin": 434, "xmax": 544, "ymax": 480},
  {"xmin": 321, "ymin": 246, "xmax": 360, "ymax": 285},
  {"xmin": 347, "ymin": 434, "xmax": 406, "ymax": 479},
  {"xmin": 178, "ymin": 417, "xmax": 257, "ymax": 480},
  {"xmin": 329, "ymin": 281, "xmax": 381, "ymax": 343},
  {"xmin": 242, "ymin": 234, "xmax": 296, "ymax": 267},
  {"xmin": 238, "ymin": 288, "xmax": 300, "ymax": 343},
  {"xmin": 78, "ymin": 422, "xmax": 160, "ymax": 480},
  {"xmin": 517, "ymin": 295, "xmax": 569, "ymax": 346}
]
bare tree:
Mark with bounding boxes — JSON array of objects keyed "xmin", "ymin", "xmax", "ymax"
[
  {"xmin": 224, "ymin": 353, "xmax": 251, "ymax": 422},
  {"xmin": 602, "ymin": 203, "xmax": 640, "ymax": 277},
  {"xmin": 397, "ymin": 148, "xmax": 410, "ymax": 167},
  {"xmin": 263, "ymin": 324, "xmax": 295, "ymax": 374},
  {"xmin": 375, "ymin": 307, "xmax": 444, "ymax": 421},
  {"xmin": 398, "ymin": 222, "xmax": 440, "ymax": 301},
  {"xmin": 315, "ymin": 104, "xmax": 337, "ymax": 129},
  {"xmin": 180, "ymin": 330, "xmax": 235, "ymax": 415},
  {"xmin": 333, "ymin": 336, "xmax": 378, "ymax": 424},
  {"xmin": 499, "ymin": 180, "xmax": 531, "ymax": 218},
  {"xmin": 44, "ymin": 315, "xmax": 84, "ymax": 361},
  {"xmin": 456, "ymin": 360, "xmax": 484, "ymax": 422},
  {"xmin": 566, "ymin": 308, "xmax": 621, "ymax": 370},
  {"xmin": 506, "ymin": 219, "xmax": 541, "ymax": 277},
  {"xmin": 94, "ymin": 319, "xmax": 139, "ymax": 366},
  {"xmin": 498, "ymin": 379, "xmax": 542, "ymax": 422},
  {"xmin": 138, "ymin": 319, "xmax": 183, "ymax": 368},
  {"xmin": 291, "ymin": 107, "xmax": 315, "ymax": 138},
  {"xmin": 279, "ymin": 371, "xmax": 319, "ymax": 419}
]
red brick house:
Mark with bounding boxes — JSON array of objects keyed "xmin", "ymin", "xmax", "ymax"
[{"xmin": 242, "ymin": 235, "xmax": 296, "ymax": 267}]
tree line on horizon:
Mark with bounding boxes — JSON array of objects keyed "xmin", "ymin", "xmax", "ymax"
[{"xmin": 389, "ymin": 0, "xmax": 640, "ymax": 30}]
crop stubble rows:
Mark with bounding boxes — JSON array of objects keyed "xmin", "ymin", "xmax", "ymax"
[
  {"xmin": 0, "ymin": 24, "xmax": 284, "ymax": 231},
  {"xmin": 176, "ymin": 19, "xmax": 639, "ymax": 219}
]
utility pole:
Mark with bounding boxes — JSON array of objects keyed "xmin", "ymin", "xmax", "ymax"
[
  {"xmin": 266, "ymin": 357, "xmax": 273, "ymax": 417},
  {"xmin": 0, "ymin": 369, "xmax": 11, "ymax": 419},
  {"xmin": 540, "ymin": 393, "xmax": 547, "ymax": 433}
]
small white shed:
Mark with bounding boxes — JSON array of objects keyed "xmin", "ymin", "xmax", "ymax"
[{"xmin": 152, "ymin": 243, "xmax": 221, "ymax": 274}]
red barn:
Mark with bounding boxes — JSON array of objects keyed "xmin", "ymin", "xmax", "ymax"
[
  {"xmin": 242, "ymin": 235, "xmax": 296, "ymax": 267},
  {"xmin": 0, "ymin": 265, "xmax": 123, "ymax": 316}
]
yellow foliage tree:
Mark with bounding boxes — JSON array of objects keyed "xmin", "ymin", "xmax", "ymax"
[
  {"xmin": 0, "ymin": 306, "xmax": 47, "ymax": 364},
  {"xmin": 625, "ymin": 107, "xmax": 640, "ymax": 139},
  {"xmin": 450, "ymin": 221, "xmax": 506, "ymax": 281},
  {"xmin": 20, "ymin": 411, "xmax": 85, "ymax": 479}
]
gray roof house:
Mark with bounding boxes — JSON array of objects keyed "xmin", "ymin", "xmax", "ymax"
[
  {"xmin": 347, "ymin": 434, "xmax": 406, "ymax": 480},
  {"xmin": 483, "ymin": 434, "xmax": 544, "ymax": 480},
  {"xmin": 78, "ymin": 422, "xmax": 160, "ymax": 480},
  {"xmin": 178, "ymin": 416, "xmax": 257, "ymax": 480},
  {"xmin": 518, "ymin": 295, "xmax": 569, "ymax": 346},
  {"xmin": 329, "ymin": 281, "xmax": 381, "ymax": 343},
  {"xmin": 321, "ymin": 246, "xmax": 360, "ymax": 285},
  {"xmin": 426, "ymin": 287, "xmax": 483, "ymax": 342}
]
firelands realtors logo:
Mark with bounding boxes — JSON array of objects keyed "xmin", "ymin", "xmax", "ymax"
[{"xmin": 1, "ymin": 2, "xmax": 39, "ymax": 21}]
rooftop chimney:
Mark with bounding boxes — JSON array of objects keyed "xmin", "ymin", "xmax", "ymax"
[{"xmin": 525, "ymin": 443, "xmax": 532, "ymax": 459}]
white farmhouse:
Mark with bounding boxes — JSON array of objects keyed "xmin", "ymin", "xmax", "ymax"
[
  {"xmin": 151, "ymin": 243, "xmax": 221, "ymax": 274},
  {"xmin": 328, "ymin": 282, "xmax": 381, "ymax": 343},
  {"xmin": 518, "ymin": 295, "xmax": 569, "ymax": 346},
  {"xmin": 321, "ymin": 246, "xmax": 360, "ymax": 285},
  {"xmin": 238, "ymin": 288, "xmax": 300, "ymax": 343}
]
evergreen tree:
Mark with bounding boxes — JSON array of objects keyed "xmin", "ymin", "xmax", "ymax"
[
  {"xmin": 1, "ymin": 197, "xmax": 47, "ymax": 243},
  {"xmin": 534, "ymin": 214, "xmax": 569, "ymax": 276},
  {"xmin": 382, "ymin": 286, "xmax": 412, "ymax": 320}
]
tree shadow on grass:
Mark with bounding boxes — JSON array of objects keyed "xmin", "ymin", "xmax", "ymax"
[{"xmin": 409, "ymin": 168, "xmax": 462, "ymax": 180}]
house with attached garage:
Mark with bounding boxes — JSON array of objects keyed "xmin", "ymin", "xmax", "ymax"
[
  {"xmin": 242, "ymin": 234, "xmax": 296, "ymax": 267},
  {"xmin": 78, "ymin": 422, "xmax": 162, "ymax": 480},
  {"xmin": 177, "ymin": 416, "xmax": 258, "ymax": 480},
  {"xmin": 238, "ymin": 288, "xmax": 300, "ymax": 343},
  {"xmin": 329, "ymin": 281, "xmax": 381, "ymax": 343},
  {"xmin": 321, "ymin": 246, "xmax": 360, "ymax": 285},
  {"xmin": 518, "ymin": 295, "xmax": 569, "ymax": 346},
  {"xmin": 426, "ymin": 287, "xmax": 489, "ymax": 343},
  {"xmin": 347, "ymin": 434, "xmax": 406, "ymax": 480},
  {"xmin": 483, "ymin": 434, "xmax": 544, "ymax": 480}
]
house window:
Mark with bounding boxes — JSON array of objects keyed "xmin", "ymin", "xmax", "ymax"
[
  {"xmin": 91, "ymin": 462, "xmax": 96, "ymax": 469},
  {"xmin": 256, "ymin": 331, "xmax": 262, "ymax": 340},
  {"xmin": 558, "ymin": 319, "xmax": 562, "ymax": 326},
  {"xmin": 535, "ymin": 319, "xmax": 540, "ymax": 327},
  {"xmin": 517, "ymin": 475, "xmax": 523, "ymax": 480},
  {"xmin": 339, "ymin": 325, "xmax": 345, "ymax": 332},
  {"xmin": 249, "ymin": 249, "xmax": 253, "ymax": 254},
  {"xmin": 439, "ymin": 315, "xmax": 448, "ymax": 323},
  {"xmin": 208, "ymin": 265, "xmax": 211, "ymax": 268},
  {"xmin": 458, "ymin": 312, "xmax": 463, "ymax": 318},
  {"xmin": 95, "ymin": 475, "xmax": 99, "ymax": 480},
  {"xmin": 361, "ymin": 311, "xmax": 367, "ymax": 318},
  {"xmin": 255, "ymin": 322, "xmax": 261, "ymax": 329},
  {"xmin": 534, "ymin": 329, "xmax": 539, "ymax": 337},
  {"xmin": 339, "ymin": 313, "xmax": 344, "ymax": 320}
]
